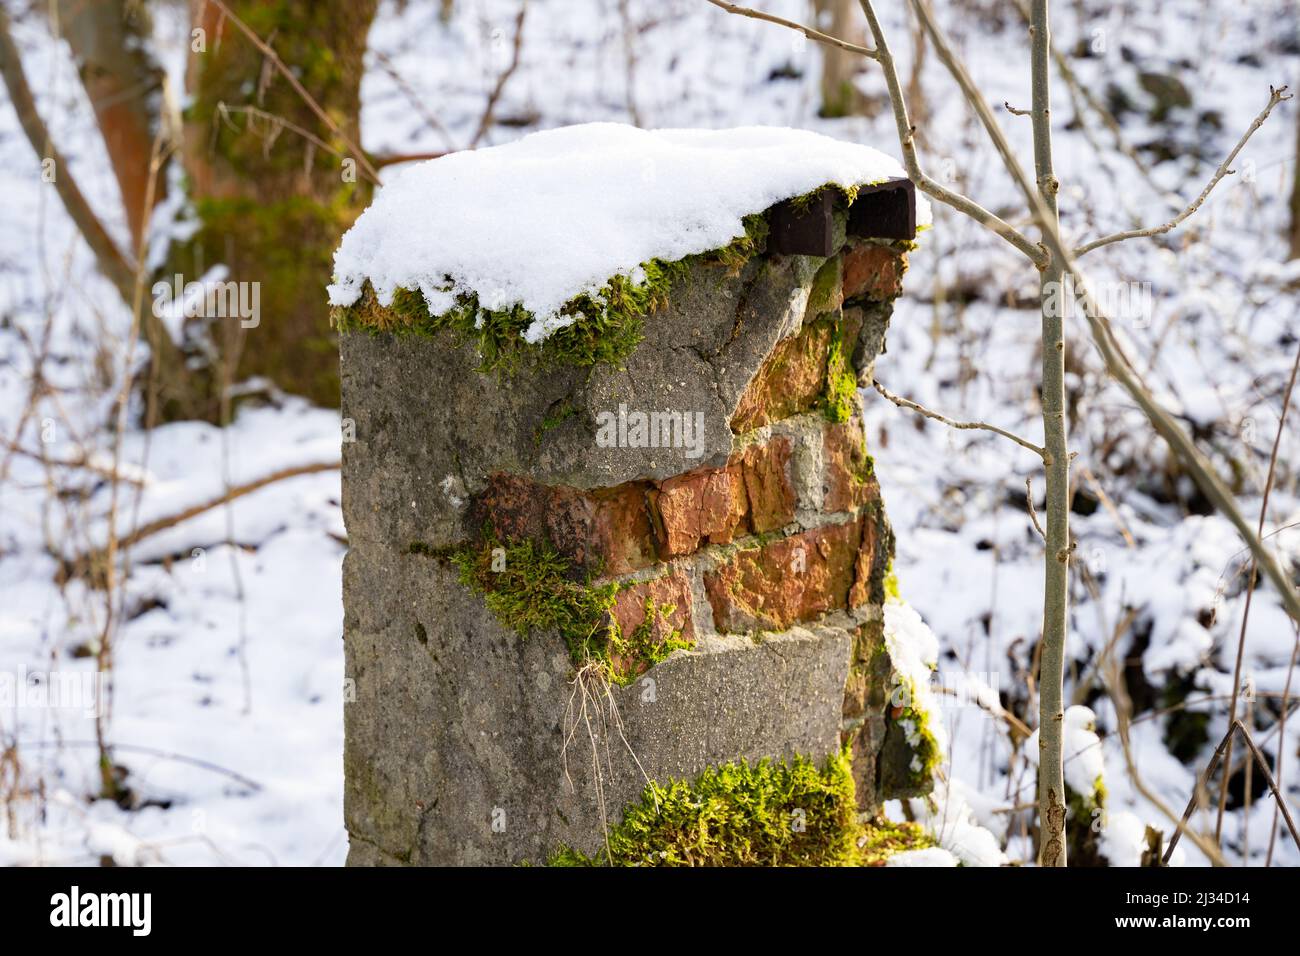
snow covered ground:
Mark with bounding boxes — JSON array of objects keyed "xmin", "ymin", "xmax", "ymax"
[{"xmin": 1, "ymin": 0, "xmax": 1298, "ymax": 865}]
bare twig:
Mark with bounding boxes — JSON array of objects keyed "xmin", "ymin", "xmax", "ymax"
[
  {"xmin": 1215, "ymin": 339, "xmax": 1300, "ymax": 848},
  {"xmin": 78, "ymin": 461, "xmax": 339, "ymax": 567},
  {"xmin": 1023, "ymin": 0, "xmax": 1070, "ymax": 868},
  {"xmin": 1267, "ymin": 620, "xmax": 1300, "ymax": 866},
  {"xmin": 1077, "ymin": 462, "xmax": 1136, "ymax": 548},
  {"xmin": 1101, "ymin": 615, "xmax": 1228, "ymax": 866},
  {"xmin": 892, "ymin": 1, "xmax": 1300, "ymax": 629},
  {"xmin": 1025, "ymin": 478, "xmax": 1046, "ymax": 540},
  {"xmin": 1165, "ymin": 720, "xmax": 1300, "ymax": 864},
  {"xmin": 370, "ymin": 49, "xmax": 457, "ymax": 151},
  {"xmin": 617, "ymin": 0, "xmax": 643, "ymax": 126},
  {"xmin": 1075, "ymin": 87, "xmax": 1291, "ymax": 257},
  {"xmin": 1009, "ymin": 0, "xmax": 1168, "ymax": 203},
  {"xmin": 469, "ymin": 2, "xmax": 529, "ymax": 149},
  {"xmin": 216, "ymin": 103, "xmax": 380, "ymax": 183},
  {"xmin": 856, "ymin": 2, "xmax": 1049, "ymax": 267},
  {"xmin": 872, "ymin": 379, "xmax": 1046, "ymax": 458},
  {"xmin": 18, "ymin": 739, "xmax": 263, "ymax": 792},
  {"xmin": 0, "ymin": 6, "xmax": 136, "ymax": 301},
  {"xmin": 707, "ymin": 0, "xmax": 1047, "ymax": 265},
  {"xmin": 372, "ymin": 151, "xmax": 449, "ymax": 169},
  {"xmin": 704, "ymin": 0, "xmax": 879, "ymax": 59}
]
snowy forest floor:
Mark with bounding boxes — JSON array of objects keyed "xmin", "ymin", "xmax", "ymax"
[{"xmin": 1, "ymin": 0, "xmax": 1298, "ymax": 865}]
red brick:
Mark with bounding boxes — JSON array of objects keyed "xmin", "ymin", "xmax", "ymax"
[
  {"xmin": 608, "ymin": 570, "xmax": 696, "ymax": 677},
  {"xmin": 653, "ymin": 463, "xmax": 748, "ymax": 557},
  {"xmin": 730, "ymin": 319, "xmax": 833, "ymax": 433},
  {"xmin": 703, "ymin": 518, "xmax": 863, "ymax": 632},
  {"xmin": 583, "ymin": 485, "xmax": 659, "ymax": 575},
  {"xmin": 731, "ymin": 309, "xmax": 865, "ymax": 434},
  {"xmin": 822, "ymin": 416, "xmax": 879, "ymax": 513},
  {"xmin": 849, "ymin": 516, "xmax": 879, "ymax": 609},
  {"xmin": 740, "ymin": 437, "xmax": 796, "ymax": 532},
  {"xmin": 842, "ymin": 243, "xmax": 906, "ymax": 303},
  {"xmin": 474, "ymin": 474, "xmax": 657, "ymax": 576}
]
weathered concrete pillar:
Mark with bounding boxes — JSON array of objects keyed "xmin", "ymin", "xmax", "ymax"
[{"xmin": 336, "ymin": 175, "xmax": 931, "ymax": 865}]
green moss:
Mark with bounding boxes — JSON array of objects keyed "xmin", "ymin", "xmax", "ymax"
[
  {"xmin": 451, "ymin": 533, "xmax": 687, "ymax": 685},
  {"xmin": 787, "ymin": 183, "xmax": 862, "ymax": 213},
  {"xmin": 805, "ymin": 255, "xmax": 843, "ymax": 319},
  {"xmin": 452, "ymin": 533, "xmax": 618, "ymax": 660},
  {"xmin": 548, "ymin": 751, "xmax": 864, "ymax": 866},
  {"xmin": 883, "ymin": 564, "xmax": 901, "ymax": 601},
  {"xmin": 706, "ymin": 212, "xmax": 770, "ymax": 273},
  {"xmin": 859, "ymin": 818, "xmax": 937, "ymax": 866},
  {"xmin": 332, "ymin": 213, "xmax": 773, "ymax": 377},
  {"xmin": 534, "ymin": 398, "xmax": 577, "ymax": 445},
  {"xmin": 1065, "ymin": 774, "xmax": 1107, "ymax": 866},
  {"xmin": 890, "ymin": 682, "xmax": 944, "ymax": 786},
  {"xmin": 823, "ymin": 320, "xmax": 858, "ymax": 423},
  {"xmin": 611, "ymin": 596, "xmax": 693, "ymax": 683},
  {"xmin": 547, "ymin": 750, "xmax": 938, "ymax": 867}
]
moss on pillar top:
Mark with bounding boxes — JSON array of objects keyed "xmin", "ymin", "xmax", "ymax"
[{"xmin": 332, "ymin": 214, "xmax": 769, "ymax": 376}]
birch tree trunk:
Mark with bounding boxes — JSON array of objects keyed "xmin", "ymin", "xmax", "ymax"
[{"xmin": 1029, "ymin": 0, "xmax": 1069, "ymax": 868}]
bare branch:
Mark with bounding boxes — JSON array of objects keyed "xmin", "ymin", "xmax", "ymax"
[
  {"xmin": 0, "ymin": 6, "xmax": 136, "ymax": 302},
  {"xmin": 707, "ymin": 0, "xmax": 1045, "ymax": 264},
  {"xmin": 1215, "ymin": 338, "xmax": 1300, "ymax": 848},
  {"xmin": 1009, "ymin": 0, "xmax": 1168, "ymax": 204},
  {"xmin": 470, "ymin": 1, "xmax": 530, "ymax": 148},
  {"xmin": 74, "ymin": 460, "xmax": 340, "ymax": 570},
  {"xmin": 897, "ymin": 0, "xmax": 1300, "ymax": 628},
  {"xmin": 1075, "ymin": 86, "xmax": 1291, "ymax": 257},
  {"xmin": 373, "ymin": 151, "xmax": 450, "ymax": 169},
  {"xmin": 704, "ymin": 0, "xmax": 879, "ymax": 59},
  {"xmin": 1165, "ymin": 720, "xmax": 1300, "ymax": 864},
  {"xmin": 217, "ymin": 103, "xmax": 364, "ymax": 171},
  {"xmin": 1077, "ymin": 462, "xmax": 1136, "ymax": 548},
  {"xmin": 1267, "ymin": 620, "xmax": 1300, "ymax": 865},
  {"xmin": 904, "ymin": 0, "xmax": 1054, "ymax": 248},
  {"xmin": 872, "ymin": 379, "xmax": 1046, "ymax": 457},
  {"xmin": 1101, "ymin": 617, "xmax": 1229, "ymax": 866},
  {"xmin": 855, "ymin": 1, "xmax": 1050, "ymax": 267},
  {"xmin": 371, "ymin": 49, "xmax": 457, "ymax": 152},
  {"xmin": 1025, "ymin": 478, "xmax": 1046, "ymax": 540}
]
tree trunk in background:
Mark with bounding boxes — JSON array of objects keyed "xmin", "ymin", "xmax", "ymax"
[
  {"xmin": 56, "ymin": 0, "xmax": 166, "ymax": 251},
  {"xmin": 168, "ymin": 0, "xmax": 378, "ymax": 421},
  {"xmin": 813, "ymin": 0, "xmax": 868, "ymax": 117}
]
